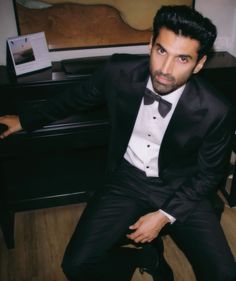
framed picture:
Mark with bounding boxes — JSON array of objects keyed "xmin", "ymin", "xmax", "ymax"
[
  {"xmin": 7, "ymin": 31, "xmax": 51, "ymax": 76},
  {"xmin": 13, "ymin": 0, "xmax": 195, "ymax": 51}
]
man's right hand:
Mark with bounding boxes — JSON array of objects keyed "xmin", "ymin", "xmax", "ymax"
[{"xmin": 0, "ymin": 115, "xmax": 22, "ymax": 139}]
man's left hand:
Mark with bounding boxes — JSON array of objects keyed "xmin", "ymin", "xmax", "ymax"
[{"xmin": 127, "ymin": 211, "xmax": 170, "ymax": 243}]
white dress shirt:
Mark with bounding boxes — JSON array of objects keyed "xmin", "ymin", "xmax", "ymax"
[{"xmin": 124, "ymin": 77, "xmax": 185, "ymax": 222}]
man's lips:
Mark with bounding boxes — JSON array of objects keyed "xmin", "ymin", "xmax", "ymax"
[{"xmin": 156, "ymin": 75, "xmax": 173, "ymax": 85}]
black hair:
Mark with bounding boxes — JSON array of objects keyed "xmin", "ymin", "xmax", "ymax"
[{"xmin": 152, "ymin": 5, "xmax": 217, "ymax": 59}]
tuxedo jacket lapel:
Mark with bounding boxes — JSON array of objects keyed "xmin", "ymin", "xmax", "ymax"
[
  {"xmin": 116, "ymin": 69, "xmax": 147, "ymax": 125},
  {"xmin": 111, "ymin": 63, "xmax": 149, "ymax": 161},
  {"xmin": 159, "ymin": 78, "xmax": 208, "ymax": 173}
]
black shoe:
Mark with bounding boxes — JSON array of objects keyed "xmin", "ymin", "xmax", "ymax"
[
  {"xmin": 150, "ymin": 255, "xmax": 174, "ymax": 281},
  {"xmin": 139, "ymin": 244, "xmax": 174, "ymax": 281}
]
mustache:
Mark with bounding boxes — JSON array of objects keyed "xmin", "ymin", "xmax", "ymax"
[{"xmin": 154, "ymin": 70, "xmax": 175, "ymax": 82}]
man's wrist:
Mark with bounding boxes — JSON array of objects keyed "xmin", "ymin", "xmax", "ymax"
[{"xmin": 159, "ymin": 209, "xmax": 176, "ymax": 224}]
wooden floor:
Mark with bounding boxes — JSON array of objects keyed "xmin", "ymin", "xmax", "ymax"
[{"xmin": 0, "ymin": 202, "xmax": 235, "ymax": 281}]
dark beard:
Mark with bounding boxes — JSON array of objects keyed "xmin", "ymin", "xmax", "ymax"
[{"xmin": 151, "ymin": 70, "xmax": 177, "ymax": 95}]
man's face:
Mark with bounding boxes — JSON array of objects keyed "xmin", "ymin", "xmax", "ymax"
[{"xmin": 149, "ymin": 27, "xmax": 206, "ymax": 95}]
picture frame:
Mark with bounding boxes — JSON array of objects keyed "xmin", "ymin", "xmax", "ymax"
[
  {"xmin": 13, "ymin": 0, "xmax": 195, "ymax": 51},
  {"xmin": 7, "ymin": 31, "xmax": 51, "ymax": 76}
]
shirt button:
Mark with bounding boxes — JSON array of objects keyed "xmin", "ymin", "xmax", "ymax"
[
  {"xmin": 153, "ymin": 116, "xmax": 156, "ymax": 119},
  {"xmin": 148, "ymin": 134, "xmax": 151, "ymax": 137},
  {"xmin": 147, "ymin": 144, "xmax": 150, "ymax": 147},
  {"xmin": 146, "ymin": 166, "xmax": 149, "ymax": 169}
]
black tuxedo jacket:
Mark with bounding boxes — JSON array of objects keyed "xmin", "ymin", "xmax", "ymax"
[{"xmin": 20, "ymin": 54, "xmax": 235, "ymax": 221}]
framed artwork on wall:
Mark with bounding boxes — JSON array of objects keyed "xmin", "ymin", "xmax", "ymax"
[{"xmin": 13, "ymin": 0, "xmax": 195, "ymax": 51}]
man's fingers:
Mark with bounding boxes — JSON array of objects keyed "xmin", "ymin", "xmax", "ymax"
[
  {"xmin": 126, "ymin": 229, "xmax": 139, "ymax": 239},
  {"xmin": 129, "ymin": 225, "xmax": 136, "ymax": 230},
  {"xmin": 129, "ymin": 219, "xmax": 141, "ymax": 230},
  {"xmin": 127, "ymin": 226, "xmax": 143, "ymax": 237},
  {"xmin": 0, "ymin": 129, "xmax": 12, "ymax": 139},
  {"xmin": 0, "ymin": 115, "xmax": 11, "ymax": 124},
  {"xmin": 127, "ymin": 232, "xmax": 143, "ymax": 243},
  {"xmin": 0, "ymin": 115, "xmax": 22, "ymax": 139}
]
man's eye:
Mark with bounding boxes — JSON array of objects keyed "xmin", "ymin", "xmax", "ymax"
[
  {"xmin": 158, "ymin": 48, "xmax": 166, "ymax": 55},
  {"xmin": 179, "ymin": 56, "xmax": 188, "ymax": 63}
]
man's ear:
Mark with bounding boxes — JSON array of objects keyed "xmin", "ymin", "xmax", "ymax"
[
  {"xmin": 148, "ymin": 36, "xmax": 153, "ymax": 53},
  {"xmin": 193, "ymin": 55, "xmax": 207, "ymax": 74}
]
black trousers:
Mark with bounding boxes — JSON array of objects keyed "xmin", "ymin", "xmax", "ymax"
[
  {"xmin": 62, "ymin": 160, "xmax": 236, "ymax": 281},
  {"xmin": 229, "ymin": 168, "xmax": 236, "ymax": 206}
]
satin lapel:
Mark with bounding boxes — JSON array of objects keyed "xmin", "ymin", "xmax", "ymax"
[
  {"xmin": 116, "ymin": 71, "xmax": 147, "ymax": 124},
  {"xmin": 159, "ymin": 78, "xmax": 208, "ymax": 172},
  {"xmin": 114, "ymin": 62, "xmax": 149, "ymax": 153}
]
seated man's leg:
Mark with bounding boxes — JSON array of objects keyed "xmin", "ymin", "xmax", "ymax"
[
  {"xmin": 61, "ymin": 185, "xmax": 150, "ymax": 281},
  {"xmin": 169, "ymin": 199, "xmax": 236, "ymax": 281},
  {"xmin": 148, "ymin": 237, "xmax": 174, "ymax": 281},
  {"xmin": 229, "ymin": 168, "xmax": 236, "ymax": 206}
]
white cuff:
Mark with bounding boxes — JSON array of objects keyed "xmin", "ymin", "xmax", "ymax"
[{"xmin": 159, "ymin": 209, "xmax": 176, "ymax": 224}]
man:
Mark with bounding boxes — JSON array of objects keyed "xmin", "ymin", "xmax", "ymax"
[{"xmin": 0, "ymin": 5, "xmax": 236, "ymax": 281}]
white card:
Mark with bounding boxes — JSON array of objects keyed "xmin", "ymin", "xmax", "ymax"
[{"xmin": 7, "ymin": 32, "xmax": 51, "ymax": 76}]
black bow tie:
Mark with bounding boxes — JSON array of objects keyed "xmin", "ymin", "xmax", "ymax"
[{"xmin": 144, "ymin": 88, "xmax": 172, "ymax": 118}]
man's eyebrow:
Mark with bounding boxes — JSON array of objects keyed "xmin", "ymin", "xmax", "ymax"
[
  {"xmin": 179, "ymin": 54, "xmax": 193, "ymax": 60},
  {"xmin": 155, "ymin": 43, "xmax": 165, "ymax": 50},
  {"xmin": 155, "ymin": 42, "xmax": 193, "ymax": 60}
]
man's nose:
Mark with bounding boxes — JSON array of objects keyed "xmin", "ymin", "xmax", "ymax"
[{"xmin": 161, "ymin": 57, "xmax": 174, "ymax": 75}]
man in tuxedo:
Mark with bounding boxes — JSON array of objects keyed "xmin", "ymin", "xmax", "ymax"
[{"xmin": 0, "ymin": 5, "xmax": 236, "ymax": 281}]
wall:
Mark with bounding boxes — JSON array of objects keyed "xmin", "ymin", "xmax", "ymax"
[
  {"xmin": 0, "ymin": 0, "xmax": 236, "ymax": 65},
  {"xmin": 0, "ymin": 0, "xmax": 17, "ymax": 65},
  {"xmin": 195, "ymin": 0, "xmax": 236, "ymax": 55}
]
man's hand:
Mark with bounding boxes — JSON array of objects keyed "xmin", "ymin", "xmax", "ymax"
[
  {"xmin": 0, "ymin": 115, "xmax": 22, "ymax": 139},
  {"xmin": 126, "ymin": 211, "xmax": 170, "ymax": 243}
]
